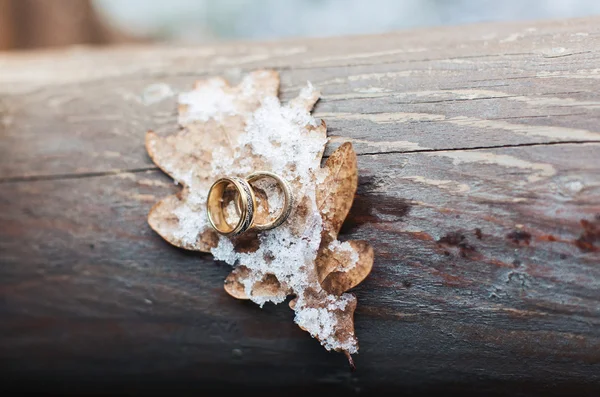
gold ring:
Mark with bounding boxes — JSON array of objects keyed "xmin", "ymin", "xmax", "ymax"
[
  {"xmin": 206, "ymin": 176, "xmax": 256, "ymax": 236},
  {"xmin": 245, "ymin": 171, "xmax": 293, "ymax": 231}
]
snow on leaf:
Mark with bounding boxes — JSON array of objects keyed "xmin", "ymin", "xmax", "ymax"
[{"xmin": 145, "ymin": 70, "xmax": 373, "ymax": 365}]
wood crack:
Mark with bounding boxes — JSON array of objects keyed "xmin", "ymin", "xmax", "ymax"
[
  {"xmin": 0, "ymin": 166, "xmax": 158, "ymax": 184},
  {"xmin": 290, "ymin": 52, "xmax": 536, "ymax": 71},
  {"xmin": 3, "ymin": 141, "xmax": 598, "ymax": 184},
  {"xmin": 354, "ymin": 140, "xmax": 600, "ymax": 157}
]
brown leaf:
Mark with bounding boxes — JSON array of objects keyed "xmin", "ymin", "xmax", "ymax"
[
  {"xmin": 316, "ymin": 142, "xmax": 358, "ymax": 239},
  {"xmin": 314, "ymin": 143, "xmax": 360, "ymax": 283},
  {"xmin": 146, "ymin": 70, "xmax": 373, "ymax": 363},
  {"xmin": 321, "ymin": 240, "xmax": 374, "ymax": 295}
]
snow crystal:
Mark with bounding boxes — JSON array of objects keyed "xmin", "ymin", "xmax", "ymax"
[
  {"xmin": 211, "ymin": 146, "xmax": 236, "ymax": 176},
  {"xmin": 210, "ymin": 236, "xmax": 237, "ymax": 265},
  {"xmin": 178, "ymin": 78, "xmax": 236, "ymax": 124},
  {"xmin": 171, "ymin": 172, "xmax": 209, "ymax": 246},
  {"xmin": 172, "ymin": 202, "xmax": 207, "ymax": 246},
  {"xmin": 328, "ymin": 240, "xmax": 359, "ymax": 272}
]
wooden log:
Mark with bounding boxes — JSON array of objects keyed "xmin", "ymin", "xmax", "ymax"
[{"xmin": 1, "ymin": 17, "xmax": 600, "ymax": 396}]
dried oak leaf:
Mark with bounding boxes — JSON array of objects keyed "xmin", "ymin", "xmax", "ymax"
[{"xmin": 146, "ymin": 70, "xmax": 374, "ymax": 364}]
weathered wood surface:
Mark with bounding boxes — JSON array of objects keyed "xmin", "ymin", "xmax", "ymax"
[{"xmin": 1, "ymin": 17, "xmax": 600, "ymax": 396}]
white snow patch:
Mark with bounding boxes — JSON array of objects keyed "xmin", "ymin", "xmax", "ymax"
[
  {"xmin": 178, "ymin": 79, "xmax": 236, "ymax": 124},
  {"xmin": 328, "ymin": 240, "xmax": 359, "ymax": 271},
  {"xmin": 211, "ymin": 146, "xmax": 236, "ymax": 175},
  {"xmin": 172, "ymin": 202, "xmax": 207, "ymax": 246},
  {"xmin": 294, "ymin": 293, "xmax": 357, "ymax": 353},
  {"xmin": 238, "ymin": 95, "xmax": 324, "ymax": 185},
  {"xmin": 210, "ymin": 236, "xmax": 238, "ymax": 264}
]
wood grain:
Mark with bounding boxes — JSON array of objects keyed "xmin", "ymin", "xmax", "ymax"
[{"xmin": 1, "ymin": 17, "xmax": 600, "ymax": 396}]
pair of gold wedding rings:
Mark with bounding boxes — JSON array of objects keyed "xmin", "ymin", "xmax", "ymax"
[{"xmin": 206, "ymin": 171, "xmax": 293, "ymax": 236}]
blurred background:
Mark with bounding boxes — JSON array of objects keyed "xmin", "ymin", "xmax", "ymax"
[{"xmin": 1, "ymin": 0, "xmax": 600, "ymax": 51}]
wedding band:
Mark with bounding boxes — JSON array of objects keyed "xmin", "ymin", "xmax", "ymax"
[
  {"xmin": 245, "ymin": 171, "xmax": 293, "ymax": 231},
  {"xmin": 207, "ymin": 176, "xmax": 256, "ymax": 236}
]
